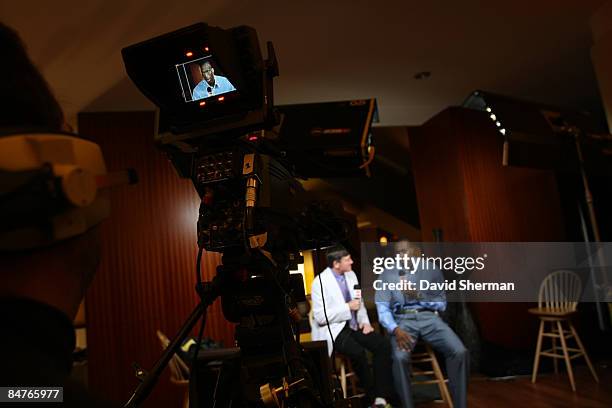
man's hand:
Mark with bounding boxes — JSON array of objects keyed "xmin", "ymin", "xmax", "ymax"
[
  {"xmin": 347, "ymin": 299, "xmax": 361, "ymax": 311},
  {"xmin": 393, "ymin": 327, "xmax": 413, "ymax": 352},
  {"xmin": 359, "ymin": 323, "xmax": 374, "ymax": 335}
]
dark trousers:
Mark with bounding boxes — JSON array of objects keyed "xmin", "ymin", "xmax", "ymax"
[
  {"xmin": 335, "ymin": 324, "xmax": 394, "ymax": 402},
  {"xmin": 391, "ymin": 312, "xmax": 468, "ymax": 408}
]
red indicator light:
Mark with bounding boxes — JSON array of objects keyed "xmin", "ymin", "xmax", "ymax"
[
  {"xmin": 199, "ymin": 101, "xmax": 206, "ymax": 106},
  {"xmin": 218, "ymin": 96, "xmax": 225, "ymax": 102},
  {"xmin": 248, "ymin": 136, "xmax": 258, "ymax": 141},
  {"xmin": 185, "ymin": 51, "xmax": 194, "ymax": 57}
]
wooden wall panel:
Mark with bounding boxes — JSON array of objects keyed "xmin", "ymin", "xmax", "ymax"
[
  {"xmin": 408, "ymin": 113, "xmax": 471, "ymax": 242},
  {"xmin": 79, "ymin": 111, "xmax": 235, "ymax": 407},
  {"xmin": 410, "ymin": 107, "xmax": 565, "ymax": 349},
  {"xmin": 455, "ymin": 110, "xmax": 565, "ymax": 242}
]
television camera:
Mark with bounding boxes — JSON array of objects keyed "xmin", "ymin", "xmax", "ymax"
[{"xmin": 121, "ymin": 23, "xmax": 377, "ymax": 407}]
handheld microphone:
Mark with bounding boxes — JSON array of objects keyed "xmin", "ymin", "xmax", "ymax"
[
  {"xmin": 353, "ymin": 284, "xmax": 361, "ymax": 300},
  {"xmin": 399, "ymin": 270, "xmax": 408, "ymax": 289}
]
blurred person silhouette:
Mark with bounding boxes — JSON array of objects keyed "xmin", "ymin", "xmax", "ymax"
[{"xmin": 0, "ymin": 22, "xmax": 132, "ymax": 407}]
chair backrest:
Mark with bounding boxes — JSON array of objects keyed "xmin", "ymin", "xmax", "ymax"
[
  {"xmin": 156, "ymin": 330, "xmax": 170, "ymax": 348},
  {"xmin": 156, "ymin": 330, "xmax": 190, "ymax": 383},
  {"xmin": 538, "ymin": 270, "xmax": 582, "ymax": 311}
]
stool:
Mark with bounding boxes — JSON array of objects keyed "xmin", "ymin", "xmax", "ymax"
[
  {"xmin": 529, "ymin": 270, "xmax": 599, "ymax": 391},
  {"xmin": 410, "ymin": 342, "xmax": 453, "ymax": 408},
  {"xmin": 334, "ymin": 353, "xmax": 365, "ymax": 399}
]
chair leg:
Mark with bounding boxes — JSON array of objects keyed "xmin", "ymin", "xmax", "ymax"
[
  {"xmin": 568, "ymin": 321, "xmax": 599, "ymax": 383},
  {"xmin": 441, "ymin": 380, "xmax": 454, "ymax": 408},
  {"xmin": 428, "ymin": 345, "xmax": 453, "ymax": 408},
  {"xmin": 532, "ymin": 319, "xmax": 545, "ymax": 383},
  {"xmin": 339, "ymin": 359, "xmax": 347, "ymax": 398},
  {"xmin": 346, "ymin": 359, "xmax": 358, "ymax": 397},
  {"xmin": 557, "ymin": 321, "xmax": 576, "ymax": 392},
  {"xmin": 183, "ymin": 389, "xmax": 189, "ymax": 408},
  {"xmin": 349, "ymin": 373, "xmax": 358, "ymax": 397},
  {"xmin": 550, "ymin": 322, "xmax": 559, "ymax": 374}
]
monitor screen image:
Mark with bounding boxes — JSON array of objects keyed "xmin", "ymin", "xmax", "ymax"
[{"xmin": 175, "ymin": 56, "xmax": 236, "ymax": 103}]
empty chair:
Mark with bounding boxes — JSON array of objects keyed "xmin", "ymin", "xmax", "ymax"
[
  {"xmin": 529, "ymin": 270, "xmax": 599, "ymax": 391},
  {"xmin": 156, "ymin": 330, "xmax": 190, "ymax": 408}
]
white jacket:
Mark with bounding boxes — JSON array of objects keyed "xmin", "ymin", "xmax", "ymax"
[{"xmin": 310, "ymin": 267, "xmax": 370, "ymax": 356}]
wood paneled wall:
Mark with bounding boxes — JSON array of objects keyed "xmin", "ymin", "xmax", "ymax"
[
  {"xmin": 79, "ymin": 111, "xmax": 235, "ymax": 407},
  {"xmin": 409, "ymin": 107, "xmax": 566, "ymax": 349}
]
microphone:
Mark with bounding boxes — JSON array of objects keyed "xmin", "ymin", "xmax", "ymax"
[
  {"xmin": 399, "ymin": 270, "xmax": 409, "ymax": 292},
  {"xmin": 353, "ymin": 284, "xmax": 361, "ymax": 300}
]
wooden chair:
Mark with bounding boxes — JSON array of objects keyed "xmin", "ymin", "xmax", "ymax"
[
  {"xmin": 411, "ymin": 342, "xmax": 453, "ymax": 408},
  {"xmin": 334, "ymin": 353, "xmax": 365, "ymax": 399},
  {"xmin": 529, "ymin": 270, "xmax": 599, "ymax": 391},
  {"xmin": 156, "ymin": 330, "xmax": 190, "ymax": 408}
]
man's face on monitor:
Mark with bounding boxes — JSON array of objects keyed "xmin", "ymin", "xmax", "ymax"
[{"xmin": 201, "ymin": 63, "xmax": 214, "ymax": 83}]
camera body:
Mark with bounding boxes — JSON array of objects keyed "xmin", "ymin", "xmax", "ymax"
[{"xmin": 123, "ymin": 23, "xmax": 373, "ymax": 255}]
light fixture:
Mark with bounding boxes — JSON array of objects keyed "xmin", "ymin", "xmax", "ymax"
[
  {"xmin": 490, "ymin": 114, "xmax": 496, "ymax": 121},
  {"xmin": 486, "ymin": 107, "xmax": 492, "ymax": 113},
  {"xmin": 496, "ymin": 121, "xmax": 501, "ymax": 127},
  {"xmin": 500, "ymin": 128, "xmax": 506, "ymax": 135}
]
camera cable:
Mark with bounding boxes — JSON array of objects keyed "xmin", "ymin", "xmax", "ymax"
[
  {"xmin": 313, "ymin": 244, "xmax": 342, "ymax": 402},
  {"xmin": 191, "ymin": 246, "xmax": 208, "ymax": 400}
]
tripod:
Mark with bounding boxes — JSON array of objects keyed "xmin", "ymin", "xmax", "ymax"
[
  {"xmin": 124, "ymin": 249, "xmax": 346, "ymax": 408},
  {"xmin": 124, "ymin": 279, "xmax": 219, "ymax": 408}
]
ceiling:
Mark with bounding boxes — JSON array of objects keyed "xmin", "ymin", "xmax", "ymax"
[{"xmin": 1, "ymin": 0, "xmax": 608, "ymax": 127}]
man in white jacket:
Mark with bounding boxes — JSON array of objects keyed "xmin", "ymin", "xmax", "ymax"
[{"xmin": 311, "ymin": 246, "xmax": 394, "ymax": 407}]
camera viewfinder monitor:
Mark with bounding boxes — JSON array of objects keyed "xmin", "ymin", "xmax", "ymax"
[{"xmin": 122, "ymin": 23, "xmax": 276, "ymax": 143}]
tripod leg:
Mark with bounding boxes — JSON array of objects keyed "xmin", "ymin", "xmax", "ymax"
[{"xmin": 125, "ymin": 302, "xmax": 210, "ymax": 408}]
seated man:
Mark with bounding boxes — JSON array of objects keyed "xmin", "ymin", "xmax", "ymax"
[
  {"xmin": 310, "ymin": 246, "xmax": 394, "ymax": 408},
  {"xmin": 375, "ymin": 242, "xmax": 468, "ymax": 408}
]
